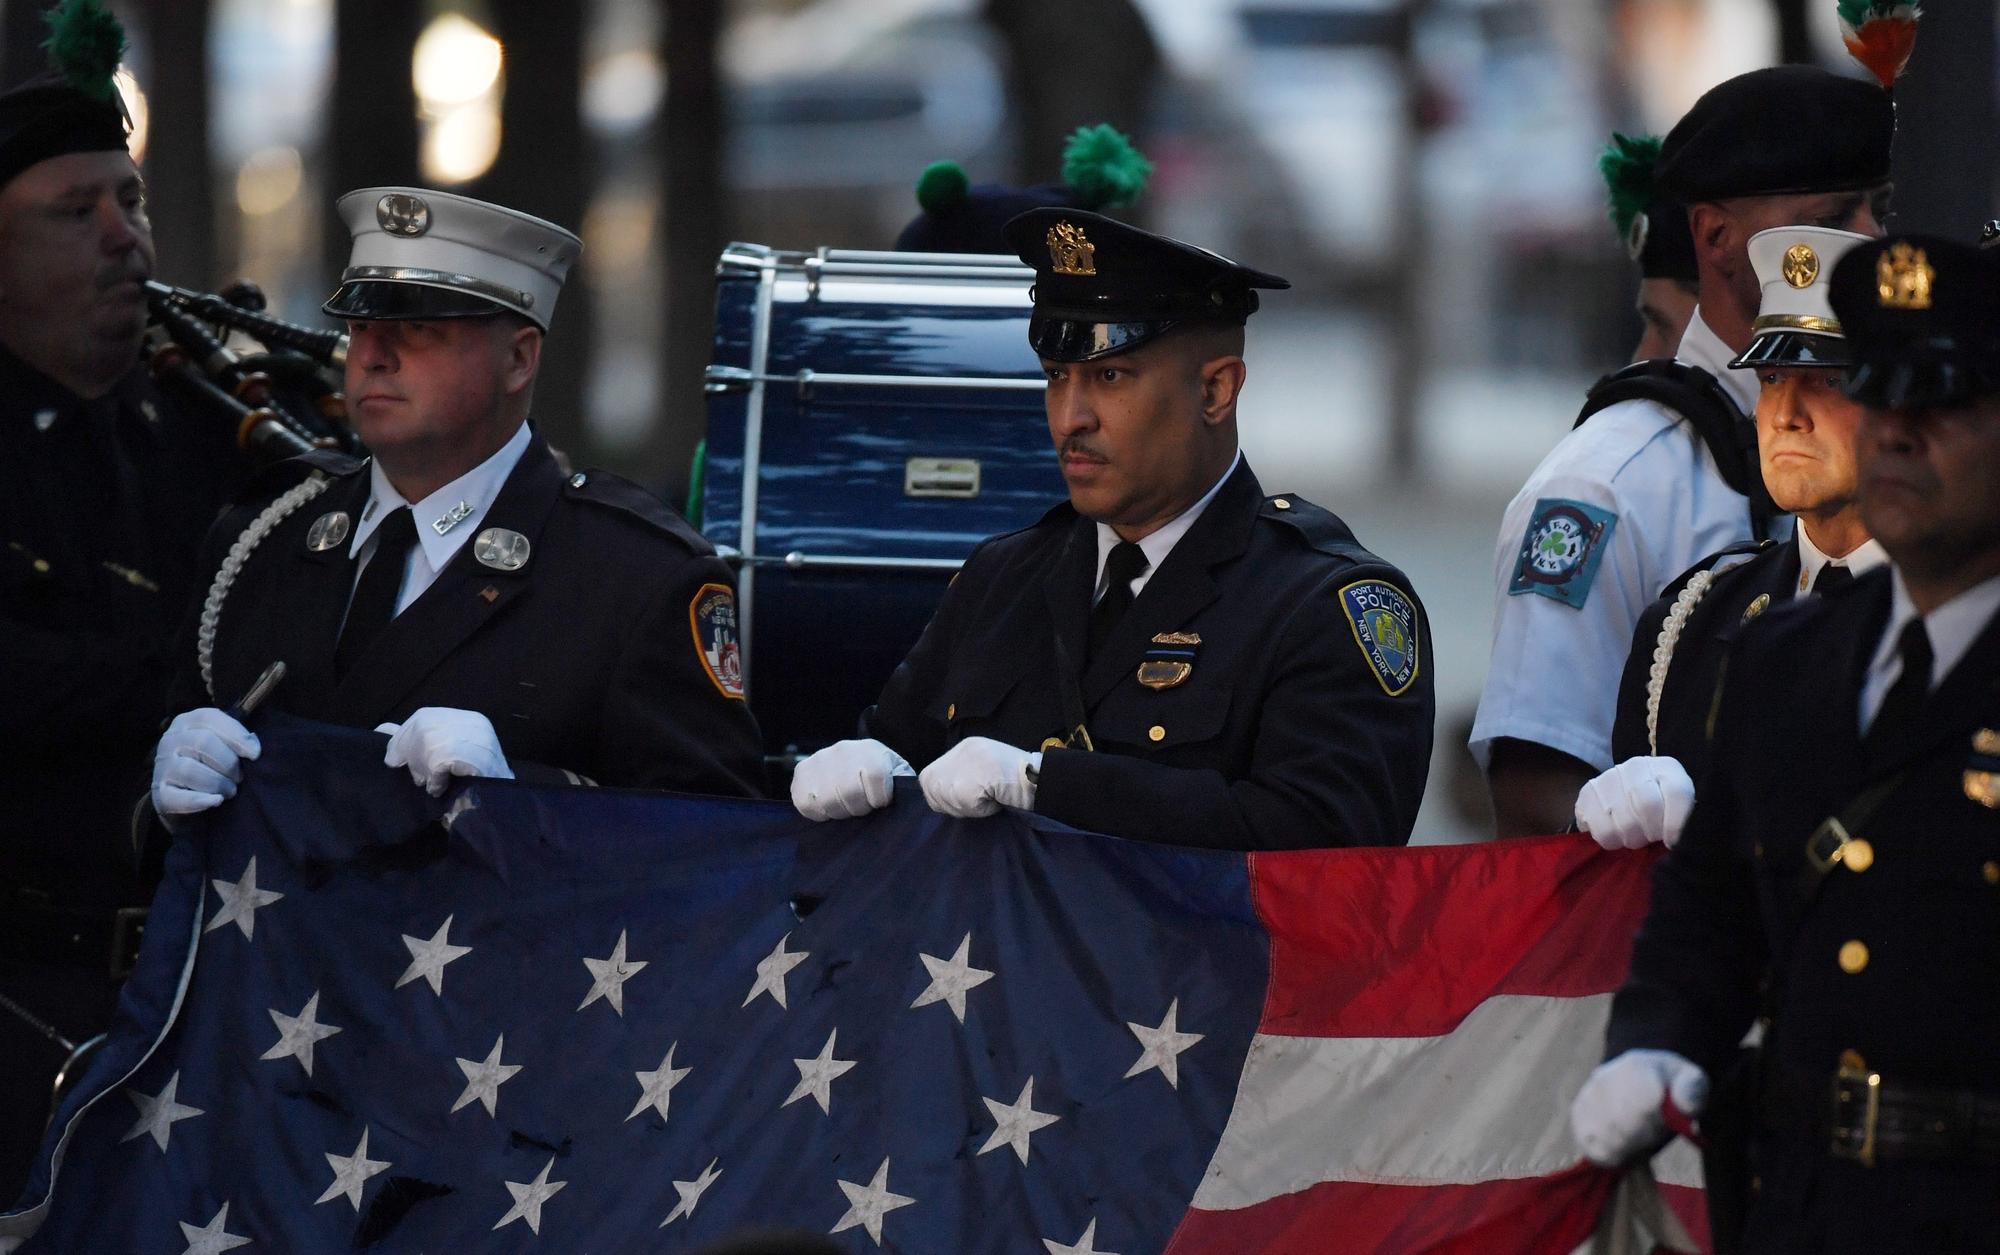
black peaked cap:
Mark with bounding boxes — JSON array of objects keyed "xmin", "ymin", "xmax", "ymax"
[{"xmin": 1830, "ymin": 235, "xmax": 2000, "ymax": 409}]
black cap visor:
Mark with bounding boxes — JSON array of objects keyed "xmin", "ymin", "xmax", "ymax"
[
  {"xmin": 1845, "ymin": 347, "xmax": 2000, "ymax": 410},
  {"xmin": 322, "ymin": 280, "xmax": 513, "ymax": 324},
  {"xmin": 1729, "ymin": 329, "xmax": 1850, "ymax": 371},
  {"xmin": 1028, "ymin": 314, "xmax": 1180, "ymax": 363}
]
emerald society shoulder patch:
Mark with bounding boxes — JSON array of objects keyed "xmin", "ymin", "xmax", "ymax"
[
  {"xmin": 1509, "ymin": 498, "xmax": 1618, "ymax": 608},
  {"xmin": 1339, "ymin": 579, "xmax": 1420, "ymax": 696},
  {"xmin": 688, "ymin": 582, "xmax": 746, "ymax": 699}
]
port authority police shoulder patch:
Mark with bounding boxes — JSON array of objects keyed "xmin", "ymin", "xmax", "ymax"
[
  {"xmin": 688, "ymin": 582, "xmax": 746, "ymax": 699},
  {"xmin": 1339, "ymin": 579, "xmax": 1420, "ymax": 697},
  {"xmin": 1509, "ymin": 498, "xmax": 1618, "ymax": 608}
]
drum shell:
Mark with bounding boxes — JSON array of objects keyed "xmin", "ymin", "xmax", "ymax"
[{"xmin": 702, "ymin": 245, "xmax": 1064, "ymax": 764}]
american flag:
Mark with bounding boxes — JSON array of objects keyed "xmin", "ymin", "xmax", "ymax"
[{"xmin": 3, "ymin": 716, "xmax": 1702, "ymax": 1253}]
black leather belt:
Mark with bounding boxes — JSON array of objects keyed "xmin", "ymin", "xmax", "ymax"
[
  {"xmin": 1, "ymin": 893, "xmax": 148, "ymax": 982},
  {"xmin": 1763, "ymin": 1053, "xmax": 2000, "ymax": 1167}
]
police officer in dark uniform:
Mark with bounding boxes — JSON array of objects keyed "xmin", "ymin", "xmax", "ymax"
[
  {"xmin": 789, "ymin": 209, "xmax": 1434, "ymax": 849},
  {"xmin": 1571, "ymin": 235, "xmax": 2000, "ymax": 1254},
  {"xmin": 0, "ymin": 8, "xmax": 241, "ymax": 1194},
  {"xmin": 149, "ymin": 187, "xmax": 764, "ymax": 824},
  {"xmin": 1580, "ymin": 225, "xmax": 1886, "ymax": 850}
]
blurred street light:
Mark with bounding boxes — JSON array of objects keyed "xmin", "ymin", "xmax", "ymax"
[
  {"xmin": 235, "ymin": 145, "xmax": 303, "ymax": 217},
  {"xmin": 415, "ymin": 12, "xmax": 503, "ymax": 185}
]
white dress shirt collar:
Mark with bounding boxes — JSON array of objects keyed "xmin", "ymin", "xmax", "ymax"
[
  {"xmin": 1861, "ymin": 567, "xmax": 2000, "ymax": 732},
  {"xmin": 1093, "ymin": 449, "xmax": 1242, "ymax": 600},
  {"xmin": 1676, "ymin": 308, "xmax": 1760, "ymax": 417},
  {"xmin": 350, "ymin": 421, "xmax": 533, "ymax": 570},
  {"xmin": 1795, "ymin": 524, "xmax": 1888, "ymax": 595}
]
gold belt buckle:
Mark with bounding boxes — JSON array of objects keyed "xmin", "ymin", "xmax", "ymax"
[
  {"xmin": 1806, "ymin": 817, "xmax": 1854, "ymax": 874},
  {"xmin": 1829, "ymin": 1051, "xmax": 1882, "ymax": 1167},
  {"xmin": 107, "ymin": 907, "xmax": 148, "ymax": 981}
]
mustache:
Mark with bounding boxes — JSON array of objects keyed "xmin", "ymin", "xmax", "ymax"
[{"xmin": 1058, "ymin": 437, "xmax": 1106, "ymax": 461}]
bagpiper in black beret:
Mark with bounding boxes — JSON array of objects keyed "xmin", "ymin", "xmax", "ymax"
[
  {"xmin": 1830, "ymin": 234, "xmax": 2000, "ymax": 409},
  {"xmin": 1599, "ymin": 132, "xmax": 1696, "ymax": 283},
  {"xmin": 1655, "ymin": 65, "xmax": 1894, "ymax": 205},
  {"xmin": 1001, "ymin": 208, "xmax": 1289, "ymax": 363},
  {"xmin": 0, "ymin": 0, "xmax": 131, "ymax": 194}
]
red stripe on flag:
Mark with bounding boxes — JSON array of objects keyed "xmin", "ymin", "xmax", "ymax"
[
  {"xmin": 1249, "ymin": 836, "xmax": 1660, "ymax": 1038},
  {"xmin": 1164, "ymin": 1163, "xmax": 1613, "ymax": 1255},
  {"xmin": 1659, "ymin": 1182, "xmax": 1710, "ymax": 1254}
]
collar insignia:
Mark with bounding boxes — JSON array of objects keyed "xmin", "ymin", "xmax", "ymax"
[{"xmin": 432, "ymin": 501, "xmax": 474, "ymax": 536}]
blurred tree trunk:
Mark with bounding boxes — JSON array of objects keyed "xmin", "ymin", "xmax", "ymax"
[
  {"xmin": 1384, "ymin": 2, "xmax": 1430, "ymax": 483},
  {"xmin": 655, "ymin": 0, "xmax": 726, "ymax": 504},
  {"xmin": 138, "ymin": 0, "xmax": 214, "ymax": 289},
  {"xmin": 1, "ymin": 0, "xmax": 58, "ymax": 87},
  {"xmin": 1771, "ymin": 0, "xmax": 1811, "ymax": 64},
  {"xmin": 982, "ymin": 0, "xmax": 1158, "ymax": 186},
  {"xmin": 324, "ymin": 0, "xmax": 419, "ymax": 290},
  {"xmin": 1887, "ymin": 0, "xmax": 1996, "ymax": 239},
  {"xmin": 472, "ymin": 0, "xmax": 589, "ymax": 461}
]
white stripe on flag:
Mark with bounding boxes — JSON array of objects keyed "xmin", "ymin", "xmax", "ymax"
[{"xmin": 1191, "ymin": 992, "xmax": 1613, "ymax": 1209}]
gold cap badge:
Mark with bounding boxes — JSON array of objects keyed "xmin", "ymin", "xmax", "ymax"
[
  {"xmin": 1046, "ymin": 221, "xmax": 1097, "ymax": 276},
  {"xmin": 1781, "ymin": 243, "xmax": 1820, "ymax": 289},
  {"xmin": 1877, "ymin": 242, "xmax": 1934, "ymax": 310}
]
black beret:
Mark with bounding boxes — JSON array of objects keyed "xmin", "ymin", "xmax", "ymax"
[
  {"xmin": 0, "ymin": 73, "xmax": 127, "ymax": 192},
  {"xmin": 1656, "ymin": 65, "xmax": 1893, "ymax": 204},
  {"xmin": 1830, "ymin": 234, "xmax": 2000, "ymax": 408},
  {"xmin": 1001, "ymin": 208, "xmax": 1288, "ymax": 362},
  {"xmin": 896, "ymin": 178, "xmax": 1074, "ymax": 254}
]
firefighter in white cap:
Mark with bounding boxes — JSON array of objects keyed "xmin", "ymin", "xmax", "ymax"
[{"xmin": 147, "ymin": 187, "xmax": 765, "ymax": 821}]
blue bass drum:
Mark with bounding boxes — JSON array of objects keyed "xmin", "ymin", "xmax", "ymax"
[{"xmin": 702, "ymin": 245, "xmax": 1064, "ymax": 769}]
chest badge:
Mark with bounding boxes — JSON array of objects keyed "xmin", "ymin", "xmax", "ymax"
[
  {"xmin": 1965, "ymin": 728, "xmax": 2000, "ymax": 809},
  {"xmin": 1137, "ymin": 631, "xmax": 1200, "ymax": 690},
  {"xmin": 472, "ymin": 528, "xmax": 531, "ymax": 572},
  {"xmin": 1742, "ymin": 592, "xmax": 1772, "ymax": 623},
  {"xmin": 305, "ymin": 511, "xmax": 351, "ymax": 552}
]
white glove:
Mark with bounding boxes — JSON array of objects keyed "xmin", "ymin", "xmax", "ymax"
[
  {"xmin": 918, "ymin": 736, "xmax": 1040, "ymax": 818},
  {"xmin": 152, "ymin": 708, "xmax": 261, "ymax": 828},
  {"xmin": 1570, "ymin": 1049, "xmax": 1709, "ymax": 1167},
  {"xmin": 376, "ymin": 707, "xmax": 514, "ymax": 797},
  {"xmin": 791, "ymin": 738, "xmax": 914, "ymax": 821},
  {"xmin": 1575, "ymin": 756, "xmax": 1696, "ymax": 850}
]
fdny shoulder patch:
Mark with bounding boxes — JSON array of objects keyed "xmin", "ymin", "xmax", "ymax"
[
  {"xmin": 688, "ymin": 582, "xmax": 746, "ymax": 700},
  {"xmin": 1338, "ymin": 579, "xmax": 1421, "ymax": 697},
  {"xmin": 1509, "ymin": 497, "xmax": 1619, "ymax": 609}
]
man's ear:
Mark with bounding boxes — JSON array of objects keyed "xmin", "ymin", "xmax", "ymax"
[
  {"xmin": 1200, "ymin": 356, "xmax": 1247, "ymax": 426},
  {"xmin": 1686, "ymin": 203, "xmax": 1736, "ymax": 279},
  {"xmin": 501, "ymin": 324, "xmax": 543, "ymax": 395}
]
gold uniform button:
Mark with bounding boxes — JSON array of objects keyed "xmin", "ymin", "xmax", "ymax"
[
  {"xmin": 32, "ymin": 558, "xmax": 50, "ymax": 574},
  {"xmin": 1838, "ymin": 940, "xmax": 1870, "ymax": 974},
  {"xmin": 1148, "ymin": 725, "xmax": 1166, "ymax": 742},
  {"xmin": 1843, "ymin": 839, "xmax": 1874, "ymax": 873},
  {"xmin": 946, "ymin": 703, "xmax": 956, "ymax": 720},
  {"xmin": 1983, "ymin": 861, "xmax": 1999, "ymax": 885},
  {"xmin": 1273, "ymin": 498, "xmax": 1291, "ymax": 510}
]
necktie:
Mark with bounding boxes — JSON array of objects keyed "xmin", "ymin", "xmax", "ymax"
[
  {"xmin": 335, "ymin": 507, "xmax": 417, "ymax": 678},
  {"xmin": 1087, "ymin": 540, "xmax": 1150, "ymax": 661},
  {"xmin": 1864, "ymin": 618, "xmax": 1932, "ymax": 756},
  {"xmin": 1811, "ymin": 563, "xmax": 1855, "ymax": 595}
]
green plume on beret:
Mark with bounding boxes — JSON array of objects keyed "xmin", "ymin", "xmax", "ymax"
[
  {"xmin": 43, "ymin": 0, "xmax": 127, "ymax": 104},
  {"xmin": 914, "ymin": 160, "xmax": 970, "ymax": 213},
  {"xmin": 1598, "ymin": 131, "xmax": 1664, "ymax": 238},
  {"xmin": 1062, "ymin": 124, "xmax": 1152, "ymax": 211}
]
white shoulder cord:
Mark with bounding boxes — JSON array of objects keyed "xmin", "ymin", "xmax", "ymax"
[
  {"xmin": 1644, "ymin": 569, "xmax": 1717, "ymax": 754},
  {"xmin": 197, "ymin": 473, "xmax": 331, "ymax": 700}
]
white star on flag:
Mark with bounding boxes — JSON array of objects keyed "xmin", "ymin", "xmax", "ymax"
[
  {"xmin": 315, "ymin": 1127, "xmax": 391, "ymax": 1211},
  {"xmin": 830, "ymin": 1157, "xmax": 915, "ymax": 1246},
  {"xmin": 396, "ymin": 914, "xmax": 472, "ymax": 996},
  {"xmin": 910, "ymin": 932, "xmax": 994, "ymax": 1023},
  {"xmin": 120, "ymin": 1071, "xmax": 202, "ymax": 1152},
  {"xmin": 659, "ymin": 1157, "xmax": 722, "ymax": 1228},
  {"xmin": 1044, "ymin": 1218, "xmax": 1121, "ymax": 1255},
  {"xmin": 492, "ymin": 1156, "xmax": 567, "ymax": 1235},
  {"xmin": 742, "ymin": 931, "xmax": 809, "ymax": 1009},
  {"xmin": 176, "ymin": 1201, "xmax": 251, "ymax": 1254},
  {"xmin": 979, "ymin": 1076, "xmax": 1060, "ymax": 1164},
  {"xmin": 627, "ymin": 1042, "xmax": 692, "ymax": 1123},
  {"xmin": 578, "ymin": 928, "xmax": 649, "ymax": 1015},
  {"xmin": 452, "ymin": 1034, "xmax": 523, "ymax": 1117},
  {"xmin": 260, "ymin": 990, "xmax": 341, "ymax": 1076},
  {"xmin": 1124, "ymin": 996, "xmax": 1204, "ymax": 1088},
  {"xmin": 205, "ymin": 857, "xmax": 283, "ymax": 941},
  {"xmin": 783, "ymin": 1028, "xmax": 857, "ymax": 1114}
]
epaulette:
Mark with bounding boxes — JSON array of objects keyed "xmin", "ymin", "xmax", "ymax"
[
  {"xmin": 238, "ymin": 447, "xmax": 365, "ymax": 503},
  {"xmin": 562, "ymin": 468, "xmax": 710, "ymax": 552},
  {"xmin": 1260, "ymin": 494, "xmax": 1361, "ymax": 557}
]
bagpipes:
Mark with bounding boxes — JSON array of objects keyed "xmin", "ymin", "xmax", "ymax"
[{"xmin": 142, "ymin": 279, "xmax": 361, "ymax": 464}]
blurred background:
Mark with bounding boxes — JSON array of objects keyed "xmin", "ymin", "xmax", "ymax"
[{"xmin": 7, "ymin": 0, "xmax": 1994, "ymax": 840}]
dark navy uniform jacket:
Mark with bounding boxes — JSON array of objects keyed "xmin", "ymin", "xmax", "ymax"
[
  {"xmin": 861, "ymin": 460, "xmax": 1435, "ymax": 849},
  {"xmin": 165, "ymin": 436, "xmax": 765, "ymax": 798},
  {"xmin": 1607, "ymin": 569, "xmax": 2000, "ymax": 1251},
  {"xmin": 1609, "ymin": 537, "xmax": 1800, "ymax": 775}
]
